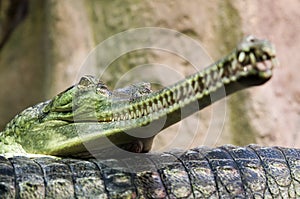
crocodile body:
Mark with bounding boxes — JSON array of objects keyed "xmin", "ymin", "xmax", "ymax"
[
  {"xmin": 1, "ymin": 145, "xmax": 299, "ymax": 198},
  {"xmin": 1, "ymin": 36, "xmax": 295, "ymax": 198},
  {"xmin": 0, "ymin": 36, "xmax": 276, "ymax": 158}
]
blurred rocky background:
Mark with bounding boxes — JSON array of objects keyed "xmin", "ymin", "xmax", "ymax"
[{"xmin": 0, "ymin": 0, "xmax": 299, "ymax": 151}]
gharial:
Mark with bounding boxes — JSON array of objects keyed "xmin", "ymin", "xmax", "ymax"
[{"xmin": 0, "ymin": 36, "xmax": 299, "ymax": 198}]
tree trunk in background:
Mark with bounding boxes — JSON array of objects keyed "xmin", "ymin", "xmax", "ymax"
[
  {"xmin": 0, "ymin": 0, "xmax": 47, "ymax": 129},
  {"xmin": 0, "ymin": 0, "xmax": 299, "ymax": 151}
]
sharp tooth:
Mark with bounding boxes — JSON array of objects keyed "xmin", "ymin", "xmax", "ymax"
[
  {"xmin": 231, "ymin": 59, "xmax": 238, "ymax": 72},
  {"xmin": 249, "ymin": 53, "xmax": 256, "ymax": 65},
  {"xmin": 113, "ymin": 113, "xmax": 118, "ymax": 121},
  {"xmin": 119, "ymin": 112, "xmax": 124, "ymax": 121},
  {"xmin": 181, "ymin": 86, "xmax": 186, "ymax": 96},
  {"xmin": 152, "ymin": 103, "xmax": 158, "ymax": 112},
  {"xmin": 157, "ymin": 100, "xmax": 163, "ymax": 109},
  {"xmin": 166, "ymin": 94, "xmax": 170, "ymax": 103},
  {"xmin": 216, "ymin": 81, "xmax": 223, "ymax": 88},
  {"xmin": 143, "ymin": 109, "xmax": 148, "ymax": 116},
  {"xmin": 173, "ymin": 90, "xmax": 177, "ymax": 101},
  {"xmin": 187, "ymin": 84, "xmax": 193, "ymax": 95},
  {"xmin": 211, "ymin": 64, "xmax": 218, "ymax": 71},
  {"xmin": 135, "ymin": 112, "xmax": 139, "ymax": 118},
  {"xmin": 147, "ymin": 105, "xmax": 152, "ymax": 113},
  {"xmin": 204, "ymin": 74, "xmax": 211, "ymax": 88},
  {"xmin": 262, "ymin": 54, "xmax": 267, "ymax": 60},
  {"xmin": 230, "ymin": 75, "xmax": 237, "ymax": 81},
  {"xmin": 218, "ymin": 67, "xmax": 224, "ymax": 79},
  {"xmin": 131, "ymin": 111, "xmax": 136, "ymax": 119},
  {"xmin": 213, "ymin": 71, "xmax": 218, "ymax": 80},
  {"xmin": 162, "ymin": 98, "xmax": 168, "ymax": 107},
  {"xmin": 204, "ymin": 88, "xmax": 209, "ymax": 95},
  {"xmin": 193, "ymin": 81, "xmax": 199, "ymax": 92},
  {"xmin": 136, "ymin": 109, "xmax": 141, "ymax": 117},
  {"xmin": 222, "ymin": 77, "xmax": 230, "ymax": 84},
  {"xmin": 238, "ymin": 52, "xmax": 246, "ymax": 63},
  {"xmin": 140, "ymin": 110, "xmax": 143, "ymax": 117}
]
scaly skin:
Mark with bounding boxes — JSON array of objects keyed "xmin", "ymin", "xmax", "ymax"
[
  {"xmin": 0, "ymin": 36, "xmax": 277, "ymax": 157},
  {"xmin": 1, "ymin": 146, "xmax": 299, "ymax": 198}
]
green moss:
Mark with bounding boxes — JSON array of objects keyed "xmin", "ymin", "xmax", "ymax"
[
  {"xmin": 215, "ymin": 0, "xmax": 243, "ymax": 56},
  {"xmin": 213, "ymin": 1, "xmax": 256, "ymax": 145},
  {"xmin": 229, "ymin": 92, "xmax": 256, "ymax": 145}
]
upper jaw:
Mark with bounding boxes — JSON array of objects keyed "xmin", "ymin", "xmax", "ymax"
[{"xmin": 237, "ymin": 43, "xmax": 277, "ymax": 79}]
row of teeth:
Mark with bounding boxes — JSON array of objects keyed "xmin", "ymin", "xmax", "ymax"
[
  {"xmin": 110, "ymin": 68, "xmax": 229, "ymax": 122},
  {"xmin": 108, "ymin": 51, "xmax": 276, "ymax": 123},
  {"xmin": 111, "ymin": 93, "xmax": 177, "ymax": 122},
  {"xmin": 238, "ymin": 50, "xmax": 277, "ymax": 67}
]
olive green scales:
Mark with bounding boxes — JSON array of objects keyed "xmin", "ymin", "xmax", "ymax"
[{"xmin": 1, "ymin": 36, "xmax": 299, "ymax": 198}]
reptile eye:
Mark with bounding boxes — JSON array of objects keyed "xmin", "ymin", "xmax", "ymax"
[
  {"xmin": 96, "ymin": 83, "xmax": 111, "ymax": 96},
  {"xmin": 97, "ymin": 82, "xmax": 108, "ymax": 90},
  {"xmin": 78, "ymin": 76, "xmax": 93, "ymax": 87}
]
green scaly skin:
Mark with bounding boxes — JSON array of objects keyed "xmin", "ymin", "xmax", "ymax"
[{"xmin": 0, "ymin": 36, "xmax": 277, "ymax": 157}]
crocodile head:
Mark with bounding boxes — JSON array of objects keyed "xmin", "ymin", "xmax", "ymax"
[
  {"xmin": 1, "ymin": 36, "xmax": 277, "ymax": 158},
  {"xmin": 1, "ymin": 75, "xmax": 155, "ymax": 157}
]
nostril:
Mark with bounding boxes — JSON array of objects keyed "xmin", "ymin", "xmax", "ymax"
[
  {"xmin": 243, "ymin": 35, "xmax": 258, "ymax": 44},
  {"xmin": 247, "ymin": 35, "xmax": 256, "ymax": 43}
]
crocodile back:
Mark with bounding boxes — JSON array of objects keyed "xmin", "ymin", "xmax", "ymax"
[{"xmin": 0, "ymin": 145, "xmax": 299, "ymax": 198}]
